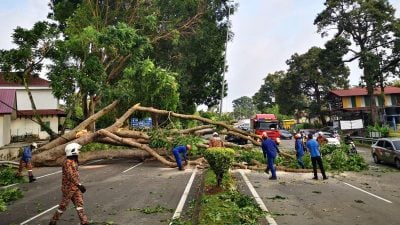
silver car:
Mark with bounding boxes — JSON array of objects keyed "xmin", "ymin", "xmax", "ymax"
[{"xmin": 371, "ymin": 138, "xmax": 400, "ymax": 169}]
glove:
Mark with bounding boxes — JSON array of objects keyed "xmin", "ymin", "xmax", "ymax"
[{"xmin": 78, "ymin": 184, "xmax": 86, "ymax": 193}]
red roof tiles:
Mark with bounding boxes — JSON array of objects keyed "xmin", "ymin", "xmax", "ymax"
[
  {"xmin": 0, "ymin": 89, "xmax": 16, "ymax": 114},
  {"xmin": 330, "ymin": 86, "xmax": 400, "ymax": 97}
]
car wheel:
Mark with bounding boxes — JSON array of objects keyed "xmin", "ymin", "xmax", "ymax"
[
  {"xmin": 395, "ymin": 158, "xmax": 400, "ymax": 169},
  {"xmin": 373, "ymin": 154, "xmax": 380, "ymax": 164}
]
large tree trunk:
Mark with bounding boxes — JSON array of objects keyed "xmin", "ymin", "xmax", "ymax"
[{"xmin": 39, "ymin": 100, "xmax": 119, "ymax": 151}]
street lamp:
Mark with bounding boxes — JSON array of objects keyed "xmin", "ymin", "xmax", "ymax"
[{"xmin": 219, "ymin": 4, "xmax": 230, "ymax": 116}]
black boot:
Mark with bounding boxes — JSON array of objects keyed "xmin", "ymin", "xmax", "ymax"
[
  {"xmin": 29, "ymin": 175, "xmax": 36, "ymax": 183},
  {"xmin": 49, "ymin": 221, "xmax": 57, "ymax": 225}
]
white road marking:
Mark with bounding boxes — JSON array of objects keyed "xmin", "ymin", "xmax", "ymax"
[
  {"xmin": 342, "ymin": 182, "xmax": 392, "ymax": 203},
  {"xmin": 170, "ymin": 167, "xmax": 198, "ymax": 223},
  {"xmin": 20, "ymin": 204, "xmax": 59, "ymax": 225},
  {"xmin": 239, "ymin": 169, "xmax": 278, "ymax": 225},
  {"xmin": 1, "ymin": 183, "xmax": 17, "ymax": 189},
  {"xmin": 84, "ymin": 159, "xmax": 104, "ymax": 165},
  {"xmin": 122, "ymin": 162, "xmax": 143, "ymax": 173},
  {"xmin": 36, "ymin": 170, "xmax": 62, "ymax": 179}
]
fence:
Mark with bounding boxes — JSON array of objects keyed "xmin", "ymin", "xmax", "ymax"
[{"xmin": 351, "ymin": 136, "xmax": 378, "ymax": 145}]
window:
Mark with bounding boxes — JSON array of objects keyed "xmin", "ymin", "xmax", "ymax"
[
  {"xmin": 376, "ymin": 140, "xmax": 385, "ymax": 147},
  {"xmin": 41, "ymin": 121, "xmax": 51, "ymax": 132},
  {"xmin": 392, "ymin": 141, "xmax": 400, "ymax": 150}
]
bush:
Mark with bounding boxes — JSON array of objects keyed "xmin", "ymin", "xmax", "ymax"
[
  {"xmin": 0, "ymin": 167, "xmax": 25, "ymax": 185},
  {"xmin": 204, "ymin": 148, "xmax": 235, "ymax": 186},
  {"xmin": 320, "ymin": 144, "xmax": 368, "ymax": 172},
  {"xmin": 0, "ymin": 188, "xmax": 23, "ymax": 212}
]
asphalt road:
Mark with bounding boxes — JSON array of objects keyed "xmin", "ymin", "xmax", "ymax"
[
  {"xmin": 237, "ymin": 139, "xmax": 400, "ymax": 225},
  {"xmin": 2, "ymin": 140, "xmax": 399, "ymax": 225},
  {"xmin": 1, "ymin": 159, "xmax": 201, "ymax": 225}
]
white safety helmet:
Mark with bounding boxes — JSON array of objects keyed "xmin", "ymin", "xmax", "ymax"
[
  {"xmin": 65, "ymin": 143, "xmax": 82, "ymax": 156},
  {"xmin": 31, "ymin": 142, "xmax": 38, "ymax": 149},
  {"xmin": 318, "ymin": 131, "xmax": 323, "ymax": 136},
  {"xmin": 212, "ymin": 132, "xmax": 219, "ymax": 137}
]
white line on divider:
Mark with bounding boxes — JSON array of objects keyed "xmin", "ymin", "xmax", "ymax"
[
  {"xmin": 239, "ymin": 169, "xmax": 277, "ymax": 225},
  {"xmin": 342, "ymin": 182, "xmax": 392, "ymax": 203},
  {"xmin": 20, "ymin": 204, "xmax": 59, "ymax": 225},
  {"xmin": 170, "ymin": 167, "xmax": 198, "ymax": 224},
  {"xmin": 122, "ymin": 162, "xmax": 143, "ymax": 173}
]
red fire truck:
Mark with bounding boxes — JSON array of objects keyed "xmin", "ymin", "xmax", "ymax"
[{"xmin": 250, "ymin": 114, "xmax": 281, "ymax": 144}]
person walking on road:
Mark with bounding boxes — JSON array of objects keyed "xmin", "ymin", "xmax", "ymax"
[
  {"xmin": 16, "ymin": 142, "xmax": 38, "ymax": 183},
  {"xmin": 261, "ymin": 132, "xmax": 279, "ymax": 180},
  {"xmin": 208, "ymin": 132, "xmax": 224, "ymax": 147},
  {"xmin": 294, "ymin": 133, "xmax": 305, "ymax": 169},
  {"xmin": 172, "ymin": 144, "xmax": 191, "ymax": 171},
  {"xmin": 306, "ymin": 134, "xmax": 328, "ymax": 180},
  {"xmin": 49, "ymin": 143, "xmax": 89, "ymax": 225}
]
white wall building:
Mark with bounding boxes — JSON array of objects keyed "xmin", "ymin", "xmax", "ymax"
[{"xmin": 0, "ymin": 74, "xmax": 65, "ymax": 147}]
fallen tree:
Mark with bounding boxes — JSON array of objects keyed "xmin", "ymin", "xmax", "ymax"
[{"xmin": 32, "ymin": 103, "xmax": 294, "ymax": 167}]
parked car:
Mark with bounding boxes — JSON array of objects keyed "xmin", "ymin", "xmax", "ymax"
[
  {"xmin": 371, "ymin": 138, "xmax": 400, "ymax": 169},
  {"xmin": 225, "ymin": 124, "xmax": 250, "ymax": 145},
  {"xmin": 279, "ymin": 129, "xmax": 293, "ymax": 140},
  {"xmin": 313, "ymin": 131, "xmax": 340, "ymax": 146}
]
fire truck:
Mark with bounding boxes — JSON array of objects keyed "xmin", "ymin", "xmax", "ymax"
[{"xmin": 250, "ymin": 114, "xmax": 281, "ymax": 144}]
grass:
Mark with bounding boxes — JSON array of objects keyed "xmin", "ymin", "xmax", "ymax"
[
  {"xmin": 197, "ymin": 170, "xmax": 265, "ymax": 225},
  {"xmin": 0, "ymin": 166, "xmax": 26, "ymax": 186}
]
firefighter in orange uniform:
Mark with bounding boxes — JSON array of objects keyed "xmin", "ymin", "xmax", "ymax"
[
  {"xmin": 49, "ymin": 143, "xmax": 89, "ymax": 225},
  {"xmin": 208, "ymin": 132, "xmax": 225, "ymax": 147}
]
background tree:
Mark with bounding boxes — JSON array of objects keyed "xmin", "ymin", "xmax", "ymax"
[
  {"xmin": 48, "ymin": 0, "xmax": 235, "ymax": 119},
  {"xmin": 275, "ymin": 38, "xmax": 350, "ymax": 125},
  {"xmin": 232, "ymin": 96, "xmax": 257, "ymax": 119},
  {"xmin": 252, "ymin": 71, "xmax": 284, "ymax": 112},
  {"xmin": 0, "ymin": 21, "xmax": 59, "ymax": 136},
  {"xmin": 314, "ymin": 0, "xmax": 400, "ymax": 124}
]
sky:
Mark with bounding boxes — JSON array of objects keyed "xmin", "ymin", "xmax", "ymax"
[{"xmin": 1, "ymin": 0, "xmax": 400, "ymax": 112}]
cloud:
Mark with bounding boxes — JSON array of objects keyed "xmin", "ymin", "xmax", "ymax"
[{"xmin": 0, "ymin": 0, "xmax": 50, "ymax": 50}]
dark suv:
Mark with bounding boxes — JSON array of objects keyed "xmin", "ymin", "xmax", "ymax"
[{"xmin": 225, "ymin": 124, "xmax": 250, "ymax": 145}]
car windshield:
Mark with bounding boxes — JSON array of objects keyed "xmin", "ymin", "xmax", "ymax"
[
  {"xmin": 280, "ymin": 130, "xmax": 290, "ymax": 134},
  {"xmin": 392, "ymin": 140, "xmax": 400, "ymax": 150}
]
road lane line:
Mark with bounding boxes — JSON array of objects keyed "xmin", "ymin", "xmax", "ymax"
[
  {"xmin": 239, "ymin": 169, "xmax": 278, "ymax": 225},
  {"xmin": 20, "ymin": 204, "xmax": 59, "ymax": 225},
  {"xmin": 122, "ymin": 162, "xmax": 143, "ymax": 173},
  {"xmin": 84, "ymin": 159, "xmax": 104, "ymax": 165},
  {"xmin": 36, "ymin": 170, "xmax": 62, "ymax": 179},
  {"xmin": 342, "ymin": 182, "xmax": 392, "ymax": 203},
  {"xmin": 170, "ymin": 167, "xmax": 198, "ymax": 223},
  {"xmin": 1, "ymin": 183, "xmax": 17, "ymax": 189}
]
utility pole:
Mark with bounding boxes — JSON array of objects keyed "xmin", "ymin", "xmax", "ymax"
[{"xmin": 219, "ymin": 5, "xmax": 230, "ymax": 116}]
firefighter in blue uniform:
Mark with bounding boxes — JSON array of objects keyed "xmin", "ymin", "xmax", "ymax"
[
  {"xmin": 16, "ymin": 142, "xmax": 37, "ymax": 182},
  {"xmin": 261, "ymin": 132, "xmax": 279, "ymax": 180},
  {"xmin": 172, "ymin": 145, "xmax": 191, "ymax": 170}
]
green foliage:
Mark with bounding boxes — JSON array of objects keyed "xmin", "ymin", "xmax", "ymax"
[
  {"xmin": 252, "ymin": 71, "xmax": 285, "ymax": 113},
  {"xmin": 320, "ymin": 144, "xmax": 368, "ymax": 172},
  {"xmin": 137, "ymin": 205, "xmax": 173, "ymax": 214},
  {"xmin": 232, "ymin": 96, "xmax": 257, "ymax": 120},
  {"xmin": 235, "ymin": 149, "xmax": 266, "ymax": 164},
  {"xmin": 80, "ymin": 143, "xmax": 129, "ymax": 153},
  {"xmin": 199, "ymin": 170, "xmax": 264, "ymax": 225},
  {"xmin": 314, "ymin": 0, "xmax": 400, "ymax": 124},
  {"xmin": 0, "ymin": 188, "xmax": 23, "ymax": 212},
  {"xmin": 204, "ymin": 148, "xmax": 235, "ymax": 186},
  {"xmin": 367, "ymin": 124, "xmax": 389, "ymax": 137},
  {"xmin": 149, "ymin": 129, "xmax": 172, "ymax": 149},
  {"xmin": 0, "ymin": 167, "xmax": 25, "ymax": 185}
]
